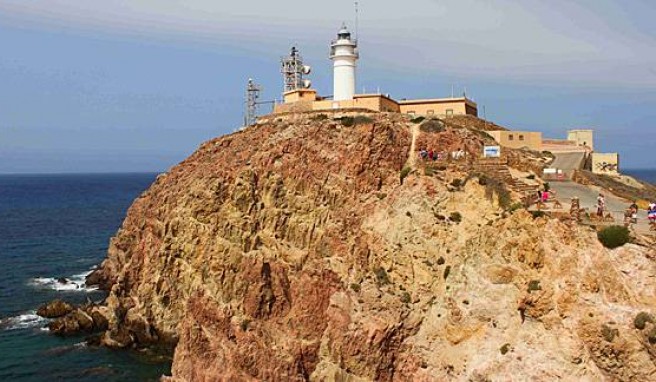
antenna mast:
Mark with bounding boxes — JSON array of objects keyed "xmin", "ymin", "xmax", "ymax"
[
  {"xmin": 355, "ymin": 1, "xmax": 359, "ymax": 40},
  {"xmin": 244, "ymin": 78, "xmax": 262, "ymax": 126},
  {"xmin": 280, "ymin": 46, "xmax": 312, "ymax": 92}
]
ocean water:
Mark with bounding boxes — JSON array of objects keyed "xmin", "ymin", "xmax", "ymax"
[{"xmin": 0, "ymin": 173, "xmax": 171, "ymax": 381}]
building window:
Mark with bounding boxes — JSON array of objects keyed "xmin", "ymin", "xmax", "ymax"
[
  {"xmin": 508, "ymin": 134, "xmax": 514, "ymax": 141},
  {"xmin": 427, "ymin": 110, "xmax": 434, "ymax": 115},
  {"xmin": 446, "ymin": 109, "xmax": 454, "ymax": 117},
  {"xmin": 519, "ymin": 135, "xmax": 525, "ymax": 141}
]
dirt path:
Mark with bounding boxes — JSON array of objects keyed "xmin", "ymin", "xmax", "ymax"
[{"xmin": 406, "ymin": 123, "xmax": 420, "ymax": 169}]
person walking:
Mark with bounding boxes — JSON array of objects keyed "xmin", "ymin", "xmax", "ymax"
[{"xmin": 596, "ymin": 193, "xmax": 606, "ymax": 218}]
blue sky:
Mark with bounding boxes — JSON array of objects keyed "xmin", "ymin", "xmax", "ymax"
[{"xmin": 0, "ymin": 0, "xmax": 654, "ymax": 173}]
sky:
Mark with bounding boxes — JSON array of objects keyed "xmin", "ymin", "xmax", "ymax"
[{"xmin": 0, "ymin": 0, "xmax": 654, "ymax": 173}]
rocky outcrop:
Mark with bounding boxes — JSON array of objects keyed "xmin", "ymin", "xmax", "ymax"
[
  {"xmin": 37, "ymin": 299, "xmax": 73, "ymax": 318},
  {"xmin": 89, "ymin": 112, "xmax": 656, "ymax": 381}
]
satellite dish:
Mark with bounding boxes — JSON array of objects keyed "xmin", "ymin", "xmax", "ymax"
[
  {"xmin": 302, "ymin": 79, "xmax": 312, "ymax": 89},
  {"xmin": 302, "ymin": 65, "xmax": 312, "ymax": 75}
]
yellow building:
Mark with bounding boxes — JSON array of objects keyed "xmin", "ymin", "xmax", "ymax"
[
  {"xmin": 488, "ymin": 130, "xmax": 543, "ymax": 151},
  {"xmin": 567, "ymin": 129, "xmax": 594, "ymax": 151},
  {"xmin": 272, "ymin": 89, "xmax": 478, "ymax": 117}
]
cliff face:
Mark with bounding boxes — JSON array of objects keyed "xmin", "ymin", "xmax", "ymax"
[{"xmin": 94, "ymin": 113, "xmax": 656, "ymax": 381}]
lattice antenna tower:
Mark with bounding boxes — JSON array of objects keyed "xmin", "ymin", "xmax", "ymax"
[
  {"xmin": 281, "ymin": 46, "xmax": 311, "ymax": 92},
  {"xmin": 244, "ymin": 78, "xmax": 262, "ymax": 126}
]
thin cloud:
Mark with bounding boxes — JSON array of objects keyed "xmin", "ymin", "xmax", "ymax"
[{"xmin": 1, "ymin": 0, "xmax": 654, "ymax": 88}]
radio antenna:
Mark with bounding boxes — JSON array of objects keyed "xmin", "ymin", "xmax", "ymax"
[{"xmin": 355, "ymin": 1, "xmax": 359, "ymax": 40}]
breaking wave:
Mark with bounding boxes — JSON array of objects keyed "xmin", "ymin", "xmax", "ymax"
[
  {"xmin": 28, "ymin": 269, "xmax": 98, "ymax": 292},
  {"xmin": 0, "ymin": 312, "xmax": 48, "ymax": 331}
]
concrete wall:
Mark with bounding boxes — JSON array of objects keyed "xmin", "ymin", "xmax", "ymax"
[
  {"xmin": 273, "ymin": 93, "xmax": 477, "ymax": 117},
  {"xmin": 567, "ymin": 129, "xmax": 594, "ymax": 151},
  {"xmin": 489, "ymin": 130, "xmax": 543, "ymax": 151},
  {"xmin": 398, "ymin": 98, "xmax": 477, "ymax": 117},
  {"xmin": 592, "ymin": 152, "xmax": 619, "ymax": 175},
  {"xmin": 282, "ymin": 89, "xmax": 318, "ymax": 103}
]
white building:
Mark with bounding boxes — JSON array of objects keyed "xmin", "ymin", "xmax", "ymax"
[{"xmin": 329, "ymin": 24, "xmax": 359, "ymax": 101}]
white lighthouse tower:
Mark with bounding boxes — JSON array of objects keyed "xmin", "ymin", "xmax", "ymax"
[{"xmin": 330, "ymin": 24, "xmax": 359, "ymax": 101}]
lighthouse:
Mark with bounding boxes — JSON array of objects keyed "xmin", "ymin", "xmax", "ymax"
[{"xmin": 330, "ymin": 24, "xmax": 359, "ymax": 101}]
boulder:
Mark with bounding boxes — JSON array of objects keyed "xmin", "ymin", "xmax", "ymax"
[
  {"xmin": 37, "ymin": 299, "xmax": 73, "ymax": 318},
  {"xmin": 48, "ymin": 309, "xmax": 95, "ymax": 336}
]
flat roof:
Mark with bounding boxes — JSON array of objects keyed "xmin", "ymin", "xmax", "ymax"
[{"xmin": 397, "ymin": 97, "xmax": 477, "ymax": 107}]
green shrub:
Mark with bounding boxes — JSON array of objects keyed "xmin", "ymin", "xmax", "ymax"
[
  {"xmin": 500, "ymin": 343, "xmax": 511, "ymax": 355},
  {"xmin": 648, "ymin": 327, "xmax": 656, "ymax": 344},
  {"xmin": 411, "ymin": 116, "xmax": 426, "ymax": 124},
  {"xmin": 400, "ymin": 292, "xmax": 411, "ymax": 304},
  {"xmin": 508, "ymin": 202, "xmax": 524, "ymax": 212},
  {"xmin": 353, "ymin": 115, "xmax": 374, "ymax": 125},
  {"xmin": 419, "ymin": 119, "xmax": 445, "ymax": 133},
  {"xmin": 478, "ymin": 175, "xmax": 488, "ymax": 186},
  {"xmin": 543, "ymin": 182, "xmax": 551, "ymax": 192},
  {"xmin": 449, "ymin": 212, "xmax": 462, "ymax": 223},
  {"xmin": 530, "ymin": 211, "xmax": 547, "ymax": 219},
  {"xmin": 311, "ymin": 113, "xmax": 328, "ymax": 121},
  {"xmin": 601, "ymin": 324, "xmax": 618, "ymax": 342},
  {"xmin": 400, "ymin": 166, "xmax": 411, "ymax": 184},
  {"xmin": 598, "ymin": 225, "xmax": 630, "ymax": 249},
  {"xmin": 374, "ymin": 267, "xmax": 390, "ymax": 286},
  {"xmin": 450, "ymin": 179, "xmax": 462, "ymax": 188},
  {"xmin": 527, "ymin": 280, "xmax": 541, "ymax": 292},
  {"xmin": 240, "ymin": 319, "xmax": 250, "ymax": 331},
  {"xmin": 340, "ymin": 116, "xmax": 355, "ymax": 127},
  {"xmin": 634, "ymin": 312, "xmax": 654, "ymax": 330},
  {"xmin": 350, "ymin": 283, "xmax": 361, "ymax": 293}
]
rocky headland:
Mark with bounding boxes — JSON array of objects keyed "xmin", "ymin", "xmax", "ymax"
[{"xmin": 44, "ymin": 112, "xmax": 656, "ymax": 381}]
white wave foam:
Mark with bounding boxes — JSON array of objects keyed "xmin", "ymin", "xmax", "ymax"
[
  {"xmin": 0, "ymin": 312, "xmax": 48, "ymax": 331},
  {"xmin": 29, "ymin": 269, "xmax": 98, "ymax": 292}
]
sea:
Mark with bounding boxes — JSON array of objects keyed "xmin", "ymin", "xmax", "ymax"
[{"xmin": 0, "ymin": 173, "xmax": 171, "ymax": 382}]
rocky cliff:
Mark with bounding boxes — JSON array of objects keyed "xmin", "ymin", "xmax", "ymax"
[{"xmin": 89, "ymin": 112, "xmax": 656, "ymax": 381}]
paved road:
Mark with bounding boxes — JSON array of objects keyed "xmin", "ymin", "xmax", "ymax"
[
  {"xmin": 550, "ymin": 152, "xmax": 586, "ymax": 177},
  {"xmin": 550, "ymin": 180, "xmax": 651, "ymax": 234}
]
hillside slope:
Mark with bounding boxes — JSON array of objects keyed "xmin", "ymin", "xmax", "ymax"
[{"xmin": 90, "ymin": 113, "xmax": 656, "ymax": 381}]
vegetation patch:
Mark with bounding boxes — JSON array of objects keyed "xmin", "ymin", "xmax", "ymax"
[
  {"xmin": 353, "ymin": 115, "xmax": 374, "ymax": 125},
  {"xmin": 240, "ymin": 319, "xmax": 250, "ymax": 332},
  {"xmin": 400, "ymin": 292, "xmax": 411, "ymax": 304},
  {"xmin": 419, "ymin": 118, "xmax": 445, "ymax": 133},
  {"xmin": 449, "ymin": 212, "xmax": 462, "ymax": 223},
  {"xmin": 424, "ymin": 166, "xmax": 435, "ymax": 176},
  {"xmin": 443, "ymin": 265, "xmax": 452, "ymax": 280},
  {"xmin": 601, "ymin": 324, "xmax": 619, "ymax": 343},
  {"xmin": 530, "ymin": 211, "xmax": 547, "ymax": 219},
  {"xmin": 374, "ymin": 267, "xmax": 391, "ymax": 286},
  {"xmin": 350, "ymin": 283, "xmax": 361, "ymax": 293},
  {"xmin": 597, "ymin": 225, "xmax": 630, "ymax": 249},
  {"xmin": 437, "ymin": 256, "xmax": 445, "ymax": 265},
  {"xmin": 311, "ymin": 113, "xmax": 328, "ymax": 121},
  {"xmin": 400, "ymin": 166, "xmax": 412, "ymax": 184},
  {"xmin": 500, "ymin": 343, "xmax": 511, "ymax": 355},
  {"xmin": 527, "ymin": 280, "xmax": 541, "ymax": 292},
  {"xmin": 411, "ymin": 116, "xmax": 426, "ymax": 124},
  {"xmin": 634, "ymin": 312, "xmax": 654, "ymax": 330},
  {"xmin": 450, "ymin": 178, "xmax": 463, "ymax": 188}
]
